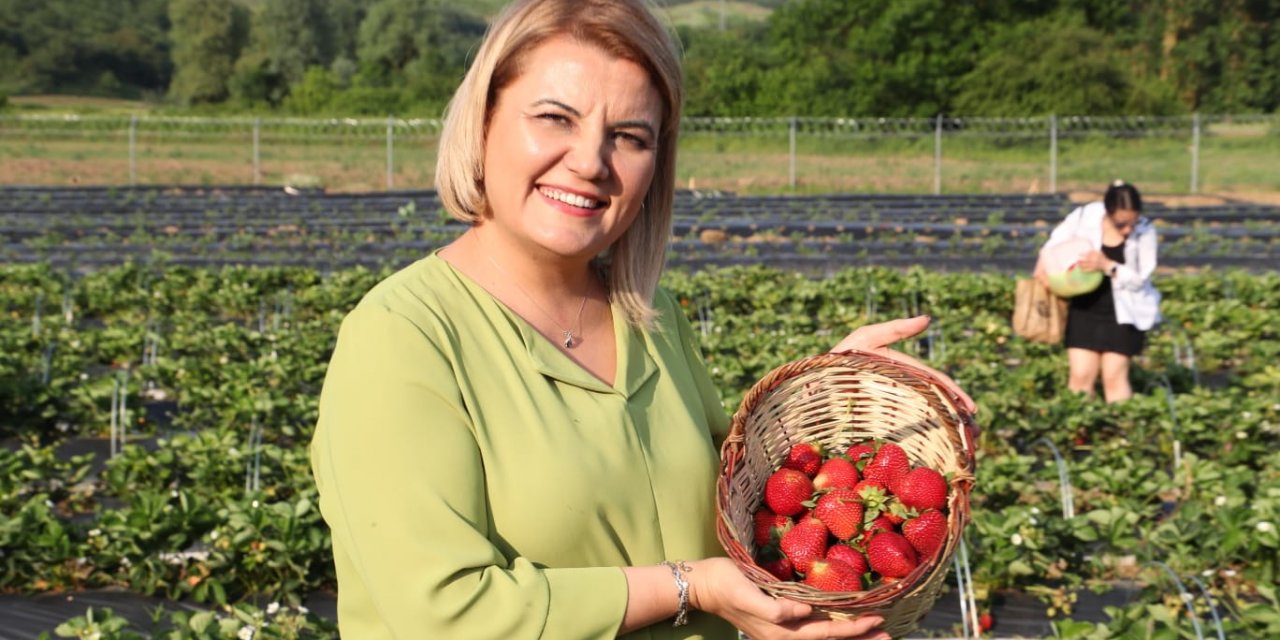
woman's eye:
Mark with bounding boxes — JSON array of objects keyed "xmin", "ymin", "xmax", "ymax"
[
  {"xmin": 537, "ymin": 113, "xmax": 571, "ymax": 126},
  {"xmin": 614, "ymin": 131, "xmax": 652, "ymax": 149}
]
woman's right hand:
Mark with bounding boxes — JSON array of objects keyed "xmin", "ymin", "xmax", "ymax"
[{"xmin": 687, "ymin": 557, "xmax": 890, "ymax": 640}]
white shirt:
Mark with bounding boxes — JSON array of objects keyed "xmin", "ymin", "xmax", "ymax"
[{"xmin": 1040, "ymin": 201, "xmax": 1162, "ymax": 330}]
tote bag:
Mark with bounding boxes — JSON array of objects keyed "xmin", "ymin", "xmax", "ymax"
[{"xmin": 1012, "ymin": 278, "xmax": 1068, "ymax": 344}]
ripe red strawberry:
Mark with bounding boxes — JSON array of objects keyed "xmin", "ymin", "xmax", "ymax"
[
  {"xmin": 978, "ymin": 612, "xmax": 994, "ymax": 632},
  {"xmin": 825, "ymin": 543, "xmax": 868, "ymax": 576},
  {"xmin": 813, "ymin": 457, "xmax": 859, "ymax": 490},
  {"xmin": 764, "ymin": 468, "xmax": 815, "ymax": 517},
  {"xmin": 892, "ymin": 467, "xmax": 949, "ymax": 511},
  {"xmin": 803, "ymin": 558, "xmax": 863, "ymax": 592},
  {"xmin": 902, "ymin": 509, "xmax": 948, "ymax": 558},
  {"xmin": 753, "ymin": 509, "xmax": 793, "ymax": 548},
  {"xmin": 866, "ymin": 531, "xmax": 918, "ymax": 579},
  {"xmin": 863, "ymin": 442, "xmax": 910, "ymax": 487},
  {"xmin": 782, "ymin": 442, "xmax": 823, "ymax": 477},
  {"xmin": 760, "ymin": 556, "xmax": 795, "ymax": 581},
  {"xmin": 812, "ymin": 488, "xmax": 864, "ymax": 540},
  {"xmin": 846, "ymin": 442, "xmax": 875, "ymax": 466},
  {"xmin": 779, "ymin": 516, "xmax": 829, "ymax": 574},
  {"xmin": 855, "ymin": 514, "xmax": 895, "ymax": 549}
]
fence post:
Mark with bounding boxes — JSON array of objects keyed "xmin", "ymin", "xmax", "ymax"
[
  {"xmin": 128, "ymin": 114, "xmax": 138, "ymax": 186},
  {"xmin": 933, "ymin": 114, "xmax": 943, "ymax": 195},
  {"xmin": 253, "ymin": 117, "xmax": 261, "ymax": 185},
  {"xmin": 788, "ymin": 116, "xmax": 797, "ymax": 190},
  {"xmin": 1190, "ymin": 113, "xmax": 1201, "ymax": 194},
  {"xmin": 386, "ymin": 114, "xmax": 395, "ymax": 191},
  {"xmin": 1049, "ymin": 114, "xmax": 1058, "ymax": 193}
]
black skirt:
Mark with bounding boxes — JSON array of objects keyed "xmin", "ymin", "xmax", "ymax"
[{"xmin": 1063, "ymin": 243, "xmax": 1146, "ymax": 356}]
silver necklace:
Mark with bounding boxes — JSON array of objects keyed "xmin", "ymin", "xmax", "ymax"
[{"xmin": 483, "ymin": 252, "xmax": 589, "ymax": 348}]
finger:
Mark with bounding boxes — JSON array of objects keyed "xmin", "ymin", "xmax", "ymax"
[
  {"xmin": 829, "ymin": 316, "xmax": 929, "ymax": 353},
  {"xmin": 788, "ymin": 614, "xmax": 886, "ymax": 639}
]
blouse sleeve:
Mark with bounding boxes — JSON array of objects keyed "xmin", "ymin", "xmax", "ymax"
[
  {"xmin": 1114, "ymin": 223, "xmax": 1158, "ymax": 291},
  {"xmin": 310, "ymin": 304, "xmax": 628, "ymax": 639},
  {"xmin": 1041, "ymin": 205, "xmax": 1085, "ymax": 252}
]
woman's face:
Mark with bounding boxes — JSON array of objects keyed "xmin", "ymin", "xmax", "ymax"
[
  {"xmin": 480, "ymin": 35, "xmax": 662, "ymax": 263},
  {"xmin": 1107, "ymin": 208, "xmax": 1140, "ymax": 238}
]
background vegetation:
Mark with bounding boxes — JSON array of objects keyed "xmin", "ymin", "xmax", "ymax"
[{"xmin": 1, "ymin": 0, "xmax": 1277, "ymax": 118}]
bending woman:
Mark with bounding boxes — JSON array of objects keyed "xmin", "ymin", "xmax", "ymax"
[{"xmin": 1035, "ymin": 180, "xmax": 1161, "ymax": 402}]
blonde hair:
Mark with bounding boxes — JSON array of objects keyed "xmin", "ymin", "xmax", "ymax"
[{"xmin": 435, "ymin": 0, "xmax": 683, "ymax": 330}]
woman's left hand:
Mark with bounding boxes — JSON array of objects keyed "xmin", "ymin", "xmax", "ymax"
[
  {"xmin": 829, "ymin": 315, "xmax": 977, "ymax": 416},
  {"xmin": 1076, "ymin": 249, "xmax": 1110, "ymax": 273}
]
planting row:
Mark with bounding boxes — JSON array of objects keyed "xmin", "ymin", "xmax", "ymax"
[{"xmin": 0, "ymin": 264, "xmax": 1277, "ymax": 637}]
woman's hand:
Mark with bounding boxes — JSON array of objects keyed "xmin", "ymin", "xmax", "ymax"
[
  {"xmin": 688, "ymin": 558, "xmax": 889, "ymax": 640},
  {"xmin": 828, "ymin": 316, "xmax": 977, "ymax": 416},
  {"xmin": 1076, "ymin": 249, "xmax": 1110, "ymax": 273}
]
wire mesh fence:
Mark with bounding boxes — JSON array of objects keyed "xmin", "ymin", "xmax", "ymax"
[{"xmin": 1, "ymin": 112, "xmax": 1276, "ymax": 195}]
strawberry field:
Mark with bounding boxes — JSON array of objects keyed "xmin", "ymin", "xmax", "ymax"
[{"xmin": 1, "ymin": 187, "xmax": 1278, "ymax": 638}]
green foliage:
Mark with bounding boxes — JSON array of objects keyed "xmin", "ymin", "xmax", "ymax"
[
  {"xmin": 168, "ymin": 0, "xmax": 250, "ymax": 105},
  {"xmin": 953, "ymin": 13, "xmax": 1171, "ymax": 116}
]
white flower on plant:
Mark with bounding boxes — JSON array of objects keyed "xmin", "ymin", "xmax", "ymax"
[
  {"xmin": 1236, "ymin": 431, "xmax": 1247, "ymax": 439},
  {"xmin": 210, "ymin": 531, "xmax": 220, "ymax": 540},
  {"xmin": 237, "ymin": 626, "xmax": 255, "ymax": 640},
  {"xmin": 1202, "ymin": 569, "xmax": 1214, "ymax": 577},
  {"xmin": 171, "ymin": 490, "xmax": 179, "ymax": 498},
  {"xmin": 86, "ymin": 632, "xmax": 101, "ymax": 640},
  {"xmin": 80, "ymin": 373, "xmax": 89, "ymax": 381},
  {"xmin": 1011, "ymin": 533, "xmax": 1024, "ymax": 546},
  {"xmin": 1029, "ymin": 517, "xmax": 1038, "ymax": 526},
  {"xmin": 1030, "ymin": 507, "xmax": 1041, "ymax": 515},
  {"xmin": 251, "ymin": 500, "xmax": 260, "ymax": 509},
  {"xmin": 1222, "ymin": 569, "xmax": 1238, "ymax": 577},
  {"xmin": 297, "ymin": 605, "xmax": 309, "ymax": 614},
  {"xmin": 1214, "ymin": 496, "xmax": 1227, "ymax": 507},
  {"xmin": 89, "ymin": 529, "xmax": 102, "ymax": 537},
  {"xmin": 266, "ymin": 602, "xmax": 280, "ymax": 615},
  {"xmin": 1257, "ymin": 521, "xmax": 1275, "ymax": 533}
]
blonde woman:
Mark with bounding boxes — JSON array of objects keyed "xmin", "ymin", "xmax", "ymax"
[{"xmin": 310, "ymin": 1, "xmax": 973, "ymax": 637}]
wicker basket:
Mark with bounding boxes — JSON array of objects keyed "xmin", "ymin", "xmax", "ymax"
[{"xmin": 716, "ymin": 349, "xmax": 977, "ymax": 638}]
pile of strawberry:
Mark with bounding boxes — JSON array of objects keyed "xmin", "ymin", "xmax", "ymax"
[{"xmin": 753, "ymin": 440, "xmax": 951, "ymax": 592}]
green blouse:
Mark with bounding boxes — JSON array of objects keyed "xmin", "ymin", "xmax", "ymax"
[{"xmin": 310, "ymin": 253, "xmax": 735, "ymax": 639}]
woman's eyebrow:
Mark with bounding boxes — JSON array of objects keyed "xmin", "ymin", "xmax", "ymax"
[{"xmin": 532, "ymin": 98, "xmax": 656, "ymax": 138}]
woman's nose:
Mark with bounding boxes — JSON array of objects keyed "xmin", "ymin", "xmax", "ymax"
[{"xmin": 564, "ymin": 134, "xmax": 611, "ymax": 181}]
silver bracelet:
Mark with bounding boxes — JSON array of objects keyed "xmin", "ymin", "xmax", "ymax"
[{"xmin": 661, "ymin": 560, "xmax": 692, "ymax": 627}]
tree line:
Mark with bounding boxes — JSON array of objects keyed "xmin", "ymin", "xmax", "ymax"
[{"xmin": 0, "ymin": 0, "xmax": 1276, "ymax": 117}]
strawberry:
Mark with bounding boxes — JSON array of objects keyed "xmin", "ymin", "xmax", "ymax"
[
  {"xmin": 825, "ymin": 542, "xmax": 868, "ymax": 576},
  {"xmin": 902, "ymin": 509, "xmax": 948, "ymax": 558},
  {"xmin": 978, "ymin": 612, "xmax": 994, "ymax": 632},
  {"xmin": 846, "ymin": 442, "xmax": 875, "ymax": 466},
  {"xmin": 764, "ymin": 468, "xmax": 815, "ymax": 517},
  {"xmin": 866, "ymin": 531, "xmax": 918, "ymax": 579},
  {"xmin": 813, "ymin": 457, "xmax": 859, "ymax": 490},
  {"xmin": 760, "ymin": 556, "xmax": 795, "ymax": 581},
  {"xmin": 892, "ymin": 467, "xmax": 949, "ymax": 511},
  {"xmin": 779, "ymin": 516, "xmax": 829, "ymax": 574},
  {"xmin": 855, "ymin": 514, "xmax": 895, "ymax": 549},
  {"xmin": 803, "ymin": 558, "xmax": 863, "ymax": 592},
  {"xmin": 781, "ymin": 442, "xmax": 823, "ymax": 477},
  {"xmin": 753, "ymin": 509, "xmax": 793, "ymax": 548},
  {"xmin": 812, "ymin": 488, "xmax": 864, "ymax": 540},
  {"xmin": 863, "ymin": 442, "xmax": 910, "ymax": 487}
]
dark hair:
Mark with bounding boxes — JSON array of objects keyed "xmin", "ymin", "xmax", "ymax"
[{"xmin": 1104, "ymin": 180, "xmax": 1142, "ymax": 214}]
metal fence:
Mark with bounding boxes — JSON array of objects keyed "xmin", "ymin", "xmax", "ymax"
[{"xmin": 1, "ymin": 112, "xmax": 1276, "ymax": 194}]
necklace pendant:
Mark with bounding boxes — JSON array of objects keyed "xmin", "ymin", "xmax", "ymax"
[{"xmin": 562, "ymin": 332, "xmax": 574, "ymax": 348}]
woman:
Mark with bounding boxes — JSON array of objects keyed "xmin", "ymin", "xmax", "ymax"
[
  {"xmin": 310, "ymin": 1, "xmax": 974, "ymax": 637},
  {"xmin": 1035, "ymin": 180, "xmax": 1161, "ymax": 402}
]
